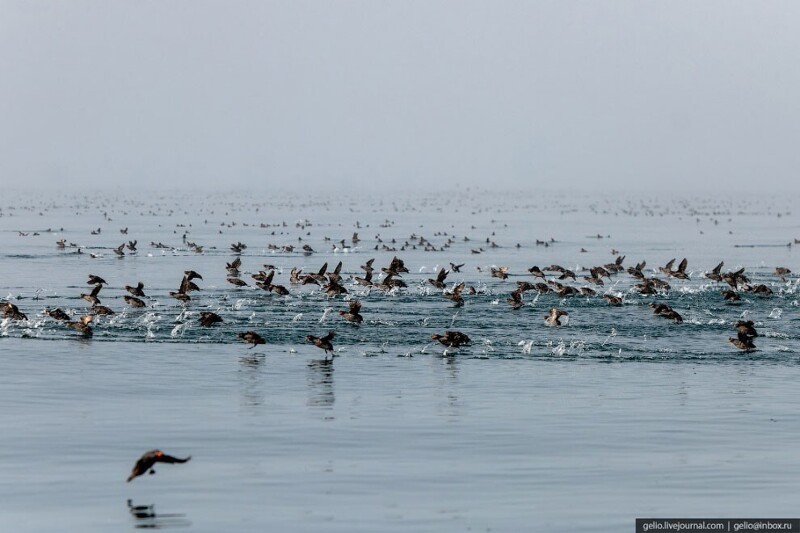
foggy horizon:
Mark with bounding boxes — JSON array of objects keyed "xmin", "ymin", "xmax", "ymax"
[{"xmin": 2, "ymin": 1, "xmax": 799, "ymax": 192}]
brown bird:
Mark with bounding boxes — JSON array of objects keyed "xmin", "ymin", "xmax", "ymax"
[
  {"xmin": 544, "ymin": 307, "xmax": 568, "ymax": 326},
  {"xmin": 184, "ymin": 270, "xmax": 203, "ymax": 281},
  {"xmin": 80, "ymin": 284, "xmax": 103, "ymax": 306},
  {"xmin": 427, "ymin": 268, "xmax": 449, "ymax": 289},
  {"xmin": 443, "ymin": 282, "xmax": 465, "ymax": 306},
  {"xmin": 734, "ymin": 320, "xmax": 758, "ymax": 338},
  {"xmin": 198, "ymin": 311, "xmax": 223, "ymax": 327},
  {"xmin": 66, "ymin": 314, "xmax": 94, "ymax": 336},
  {"xmin": 125, "ymin": 282, "xmax": 146, "ymax": 297},
  {"xmin": 431, "ymin": 330, "xmax": 471, "ymax": 348},
  {"xmin": 603, "ymin": 294, "xmax": 623, "ymax": 306},
  {"xmin": 507, "ymin": 289, "xmax": 524, "ymax": 309},
  {"xmin": 307, "ymin": 330, "xmax": 336, "ymax": 356},
  {"xmin": 668, "ymin": 258, "xmax": 690, "ymax": 280},
  {"xmin": 706, "ymin": 261, "xmax": 724, "ymax": 281},
  {"xmin": 239, "ymin": 331, "xmax": 265, "ymax": 347},
  {"xmin": 124, "ymin": 295, "xmax": 146, "ymax": 308},
  {"xmin": 775, "ymin": 267, "xmax": 792, "ymax": 281},
  {"xmin": 339, "ymin": 300, "xmax": 363, "ymax": 323},
  {"xmin": 87, "ymin": 274, "xmax": 107, "ymax": 285},
  {"xmin": 490, "ymin": 266, "xmax": 509, "ymax": 280},
  {"xmin": 1, "ymin": 302, "xmax": 28, "ymax": 321},
  {"xmin": 649, "ymin": 303, "xmax": 683, "ymax": 323},
  {"xmin": 721, "ymin": 290, "xmax": 741, "ymax": 302},
  {"xmin": 43, "ymin": 308, "xmax": 70, "ymax": 321},
  {"xmin": 227, "ymin": 277, "xmax": 248, "ymax": 287},
  {"xmin": 127, "ymin": 449, "xmax": 191, "ymax": 482},
  {"xmin": 528, "ymin": 266, "xmax": 546, "ymax": 279},
  {"xmin": 729, "ymin": 331, "xmax": 756, "ymax": 351},
  {"xmin": 226, "ymin": 257, "xmax": 242, "ymax": 275}
]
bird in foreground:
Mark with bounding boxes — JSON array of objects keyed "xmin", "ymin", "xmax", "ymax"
[
  {"xmin": 127, "ymin": 449, "xmax": 191, "ymax": 482},
  {"xmin": 306, "ymin": 330, "xmax": 335, "ymax": 357},
  {"xmin": 2, "ymin": 302, "xmax": 28, "ymax": 321},
  {"xmin": 431, "ymin": 330, "xmax": 471, "ymax": 348},
  {"xmin": 239, "ymin": 331, "xmax": 265, "ymax": 347},
  {"xmin": 544, "ymin": 307, "xmax": 569, "ymax": 327}
]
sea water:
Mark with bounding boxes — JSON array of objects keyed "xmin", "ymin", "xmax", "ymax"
[{"xmin": 1, "ymin": 189, "xmax": 798, "ymax": 532}]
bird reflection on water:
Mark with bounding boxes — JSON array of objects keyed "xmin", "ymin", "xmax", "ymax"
[
  {"xmin": 307, "ymin": 358, "xmax": 335, "ymax": 409},
  {"xmin": 127, "ymin": 499, "xmax": 191, "ymax": 529},
  {"xmin": 238, "ymin": 352, "xmax": 266, "ymax": 408}
]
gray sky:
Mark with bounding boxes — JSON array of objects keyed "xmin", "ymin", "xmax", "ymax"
[{"xmin": 1, "ymin": 1, "xmax": 798, "ymax": 192}]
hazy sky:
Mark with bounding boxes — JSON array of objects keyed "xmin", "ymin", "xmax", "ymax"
[{"xmin": 1, "ymin": 1, "xmax": 798, "ymax": 191}]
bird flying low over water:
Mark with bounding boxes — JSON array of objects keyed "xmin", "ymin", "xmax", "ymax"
[
  {"xmin": 431, "ymin": 330, "xmax": 471, "ymax": 348},
  {"xmin": 339, "ymin": 300, "xmax": 363, "ymax": 323},
  {"xmin": 198, "ymin": 311, "xmax": 223, "ymax": 327},
  {"xmin": 66, "ymin": 314, "xmax": 94, "ymax": 336},
  {"xmin": 239, "ymin": 331, "xmax": 266, "ymax": 347},
  {"xmin": 307, "ymin": 330, "xmax": 336, "ymax": 356},
  {"xmin": 544, "ymin": 307, "xmax": 568, "ymax": 326},
  {"xmin": 127, "ymin": 450, "xmax": 191, "ymax": 482}
]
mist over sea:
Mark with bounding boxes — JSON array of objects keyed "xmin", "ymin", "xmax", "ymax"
[{"xmin": 1, "ymin": 189, "xmax": 798, "ymax": 532}]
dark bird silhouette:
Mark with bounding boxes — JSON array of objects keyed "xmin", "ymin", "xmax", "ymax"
[
  {"xmin": 198, "ymin": 311, "xmax": 223, "ymax": 327},
  {"xmin": 43, "ymin": 308, "xmax": 70, "ymax": 321},
  {"xmin": 729, "ymin": 331, "xmax": 756, "ymax": 351},
  {"xmin": 1, "ymin": 302, "xmax": 28, "ymax": 321},
  {"xmin": 66, "ymin": 314, "xmax": 94, "ymax": 336},
  {"xmin": 87, "ymin": 274, "xmax": 107, "ymax": 285},
  {"xmin": 226, "ymin": 257, "xmax": 242, "ymax": 275},
  {"xmin": 544, "ymin": 307, "xmax": 568, "ymax": 326},
  {"xmin": 443, "ymin": 282, "xmax": 465, "ymax": 306},
  {"xmin": 722, "ymin": 290, "xmax": 741, "ymax": 302},
  {"xmin": 125, "ymin": 282, "xmax": 146, "ymax": 297},
  {"xmin": 239, "ymin": 331, "xmax": 265, "ymax": 347},
  {"xmin": 449, "ymin": 262, "xmax": 464, "ymax": 273},
  {"xmin": 431, "ymin": 330, "xmax": 471, "ymax": 348},
  {"xmin": 507, "ymin": 289, "xmax": 523, "ymax": 309},
  {"xmin": 80, "ymin": 284, "xmax": 103, "ymax": 306},
  {"xmin": 706, "ymin": 261, "xmax": 724, "ymax": 281},
  {"xmin": 649, "ymin": 303, "xmax": 683, "ymax": 323},
  {"xmin": 127, "ymin": 450, "xmax": 191, "ymax": 482},
  {"xmin": 124, "ymin": 296, "xmax": 146, "ymax": 308},
  {"xmin": 307, "ymin": 330, "xmax": 335, "ymax": 356},
  {"xmin": 427, "ymin": 268, "xmax": 449, "ymax": 289},
  {"xmin": 339, "ymin": 300, "xmax": 363, "ymax": 323},
  {"xmin": 184, "ymin": 270, "xmax": 203, "ymax": 281},
  {"xmin": 734, "ymin": 320, "xmax": 758, "ymax": 338}
]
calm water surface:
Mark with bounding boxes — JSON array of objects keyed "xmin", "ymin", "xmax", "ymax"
[{"xmin": 1, "ymin": 190, "xmax": 798, "ymax": 532}]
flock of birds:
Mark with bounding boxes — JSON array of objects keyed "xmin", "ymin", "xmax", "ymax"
[{"xmin": 1, "ymin": 235, "xmax": 794, "ymax": 353}]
